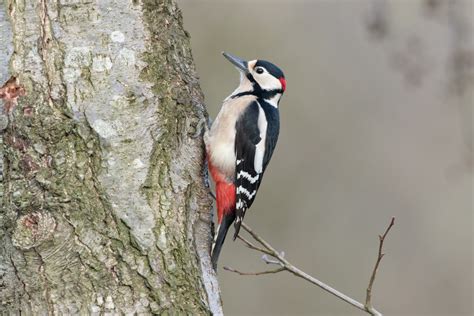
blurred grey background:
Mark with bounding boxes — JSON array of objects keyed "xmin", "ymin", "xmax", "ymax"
[{"xmin": 178, "ymin": 1, "xmax": 473, "ymax": 315}]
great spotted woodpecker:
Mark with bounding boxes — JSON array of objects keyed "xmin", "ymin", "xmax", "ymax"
[{"xmin": 204, "ymin": 52, "xmax": 286, "ymax": 269}]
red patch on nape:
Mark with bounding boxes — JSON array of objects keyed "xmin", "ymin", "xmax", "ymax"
[{"xmin": 279, "ymin": 77, "xmax": 286, "ymax": 92}]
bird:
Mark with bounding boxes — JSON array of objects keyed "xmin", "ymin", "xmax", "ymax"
[{"xmin": 204, "ymin": 52, "xmax": 286, "ymax": 269}]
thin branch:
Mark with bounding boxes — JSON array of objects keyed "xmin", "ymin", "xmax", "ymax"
[
  {"xmin": 262, "ymin": 254, "xmax": 282, "ymax": 266},
  {"xmin": 223, "ymin": 266, "xmax": 285, "ymax": 276},
  {"xmin": 241, "ymin": 223, "xmax": 287, "ymax": 263},
  {"xmin": 237, "ymin": 235, "xmax": 274, "ymax": 256},
  {"xmin": 365, "ymin": 217, "xmax": 395, "ymax": 314},
  {"xmin": 225, "ymin": 219, "xmax": 395, "ymax": 316}
]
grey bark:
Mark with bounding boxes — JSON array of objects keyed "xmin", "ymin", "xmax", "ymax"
[{"xmin": 0, "ymin": 0, "xmax": 222, "ymax": 314}]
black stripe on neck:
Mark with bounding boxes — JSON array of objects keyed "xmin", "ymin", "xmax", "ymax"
[
  {"xmin": 231, "ymin": 89, "xmax": 283, "ymax": 100},
  {"xmin": 246, "ymin": 73, "xmax": 256, "ymax": 83}
]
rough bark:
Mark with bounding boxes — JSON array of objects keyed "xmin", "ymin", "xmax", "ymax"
[{"xmin": 0, "ymin": 0, "xmax": 222, "ymax": 314}]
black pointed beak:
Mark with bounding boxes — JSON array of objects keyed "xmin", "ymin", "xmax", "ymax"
[{"xmin": 222, "ymin": 52, "xmax": 249, "ymax": 73}]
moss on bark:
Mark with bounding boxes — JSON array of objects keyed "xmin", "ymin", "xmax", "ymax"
[{"xmin": 0, "ymin": 0, "xmax": 220, "ymax": 314}]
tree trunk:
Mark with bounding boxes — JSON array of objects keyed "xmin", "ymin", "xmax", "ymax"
[{"xmin": 0, "ymin": 0, "xmax": 222, "ymax": 314}]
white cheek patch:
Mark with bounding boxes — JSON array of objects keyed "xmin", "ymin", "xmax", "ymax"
[{"xmin": 256, "ymin": 73, "xmax": 282, "ymax": 91}]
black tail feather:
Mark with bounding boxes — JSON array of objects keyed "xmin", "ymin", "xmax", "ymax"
[
  {"xmin": 211, "ymin": 213, "xmax": 235, "ymax": 270},
  {"xmin": 233, "ymin": 218, "xmax": 242, "ymax": 240}
]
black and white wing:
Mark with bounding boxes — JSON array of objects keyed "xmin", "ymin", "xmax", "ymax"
[{"xmin": 233, "ymin": 100, "xmax": 279, "ymax": 239}]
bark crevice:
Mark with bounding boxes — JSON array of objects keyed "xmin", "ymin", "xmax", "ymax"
[{"xmin": 1, "ymin": 0, "xmax": 221, "ymax": 314}]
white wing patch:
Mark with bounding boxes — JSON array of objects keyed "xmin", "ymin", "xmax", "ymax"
[
  {"xmin": 236, "ymin": 186, "xmax": 257, "ymax": 199},
  {"xmin": 235, "ymin": 198, "xmax": 247, "ymax": 221},
  {"xmin": 254, "ymin": 103, "xmax": 268, "ymax": 173},
  {"xmin": 237, "ymin": 170, "xmax": 260, "ymax": 183},
  {"xmin": 233, "ymin": 101, "xmax": 270, "ymax": 239},
  {"xmin": 236, "ymin": 199, "xmax": 244, "ymax": 209}
]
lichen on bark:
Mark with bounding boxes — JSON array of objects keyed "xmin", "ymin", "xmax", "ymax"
[{"xmin": 0, "ymin": 0, "xmax": 221, "ymax": 314}]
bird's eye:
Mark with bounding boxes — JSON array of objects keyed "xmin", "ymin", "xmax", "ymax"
[{"xmin": 255, "ymin": 67, "xmax": 264, "ymax": 74}]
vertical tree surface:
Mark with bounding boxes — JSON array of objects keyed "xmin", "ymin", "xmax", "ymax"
[{"xmin": 0, "ymin": 0, "xmax": 222, "ymax": 314}]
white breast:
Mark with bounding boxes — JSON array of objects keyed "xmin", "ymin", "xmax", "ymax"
[{"xmin": 205, "ymin": 95, "xmax": 257, "ymax": 180}]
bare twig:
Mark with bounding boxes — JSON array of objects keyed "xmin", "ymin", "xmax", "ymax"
[
  {"xmin": 365, "ymin": 217, "xmax": 395, "ymax": 314},
  {"xmin": 225, "ymin": 219, "xmax": 395, "ymax": 316},
  {"xmin": 262, "ymin": 254, "xmax": 282, "ymax": 266},
  {"xmin": 223, "ymin": 266, "xmax": 285, "ymax": 276},
  {"xmin": 236, "ymin": 235, "xmax": 274, "ymax": 256}
]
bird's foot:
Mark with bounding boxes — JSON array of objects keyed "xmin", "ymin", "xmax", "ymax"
[{"xmin": 191, "ymin": 113, "xmax": 212, "ymax": 139}]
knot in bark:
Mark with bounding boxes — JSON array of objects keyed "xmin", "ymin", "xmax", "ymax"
[{"xmin": 12, "ymin": 211, "xmax": 56, "ymax": 249}]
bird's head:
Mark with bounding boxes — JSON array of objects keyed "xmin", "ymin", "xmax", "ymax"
[{"xmin": 223, "ymin": 52, "xmax": 286, "ymax": 105}]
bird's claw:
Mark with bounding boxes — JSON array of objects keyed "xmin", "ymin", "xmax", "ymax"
[{"xmin": 191, "ymin": 115, "xmax": 211, "ymax": 139}]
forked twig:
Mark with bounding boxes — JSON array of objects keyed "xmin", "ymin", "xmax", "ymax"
[
  {"xmin": 225, "ymin": 219, "xmax": 395, "ymax": 316},
  {"xmin": 365, "ymin": 217, "xmax": 395, "ymax": 314},
  {"xmin": 236, "ymin": 235, "xmax": 274, "ymax": 256}
]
